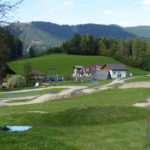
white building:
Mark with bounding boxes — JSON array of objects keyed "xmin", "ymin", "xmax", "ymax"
[{"xmin": 102, "ymin": 64, "xmax": 128, "ymax": 79}]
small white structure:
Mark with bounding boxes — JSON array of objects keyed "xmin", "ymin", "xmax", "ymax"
[{"xmin": 35, "ymin": 82, "xmax": 39, "ymax": 87}]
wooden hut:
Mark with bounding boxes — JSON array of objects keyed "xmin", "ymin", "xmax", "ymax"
[
  {"xmin": 0, "ymin": 65, "xmax": 16, "ymax": 83},
  {"xmin": 30, "ymin": 70, "xmax": 46, "ymax": 84}
]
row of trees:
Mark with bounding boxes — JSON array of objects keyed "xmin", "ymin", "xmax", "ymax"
[
  {"xmin": 0, "ymin": 28, "xmax": 23, "ymax": 65},
  {"xmin": 40, "ymin": 34, "xmax": 150, "ymax": 71}
]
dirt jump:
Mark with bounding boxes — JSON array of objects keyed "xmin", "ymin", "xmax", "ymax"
[{"xmin": 1, "ymin": 78, "xmax": 150, "ymax": 107}]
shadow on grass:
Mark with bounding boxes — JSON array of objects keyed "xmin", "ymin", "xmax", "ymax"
[
  {"xmin": 0, "ymin": 131, "xmax": 78, "ymax": 150},
  {"xmin": 1, "ymin": 106, "xmax": 146, "ymax": 127}
]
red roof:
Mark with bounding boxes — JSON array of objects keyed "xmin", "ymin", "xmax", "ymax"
[
  {"xmin": 32, "ymin": 70, "xmax": 45, "ymax": 76},
  {"xmin": 83, "ymin": 64, "xmax": 103, "ymax": 73},
  {"xmin": 91, "ymin": 64, "xmax": 103, "ymax": 68}
]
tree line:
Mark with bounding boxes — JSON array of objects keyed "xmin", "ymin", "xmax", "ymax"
[
  {"xmin": 0, "ymin": 28, "xmax": 23, "ymax": 66},
  {"xmin": 36, "ymin": 34, "xmax": 150, "ymax": 71}
]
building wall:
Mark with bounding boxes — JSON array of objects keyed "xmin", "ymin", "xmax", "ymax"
[
  {"xmin": 109, "ymin": 70, "xmax": 127, "ymax": 79},
  {"xmin": 93, "ymin": 70, "xmax": 110, "ymax": 80},
  {"xmin": 72, "ymin": 68, "xmax": 88, "ymax": 77}
]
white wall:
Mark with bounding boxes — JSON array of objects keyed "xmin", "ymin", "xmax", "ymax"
[
  {"xmin": 109, "ymin": 70, "xmax": 127, "ymax": 79},
  {"xmin": 72, "ymin": 68, "xmax": 88, "ymax": 77}
]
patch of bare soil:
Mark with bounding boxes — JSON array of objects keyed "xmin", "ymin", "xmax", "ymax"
[
  {"xmin": 27, "ymin": 111, "xmax": 49, "ymax": 114},
  {"xmin": 133, "ymin": 97, "xmax": 150, "ymax": 107},
  {"xmin": 0, "ymin": 78, "xmax": 133, "ymax": 106},
  {"xmin": 119, "ymin": 82, "xmax": 150, "ymax": 89},
  {"xmin": 119, "ymin": 81, "xmax": 150, "ymax": 107}
]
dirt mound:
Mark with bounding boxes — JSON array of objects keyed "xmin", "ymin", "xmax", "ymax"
[{"xmin": 119, "ymin": 82, "xmax": 150, "ymax": 89}]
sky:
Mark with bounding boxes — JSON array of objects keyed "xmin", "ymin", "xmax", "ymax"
[{"xmin": 14, "ymin": 0, "xmax": 150, "ymax": 27}]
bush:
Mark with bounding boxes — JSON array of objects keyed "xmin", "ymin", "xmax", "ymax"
[
  {"xmin": 64, "ymin": 74, "xmax": 74, "ymax": 81},
  {"xmin": 8, "ymin": 75, "xmax": 26, "ymax": 88}
]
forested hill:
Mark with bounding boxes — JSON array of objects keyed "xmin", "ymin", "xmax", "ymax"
[
  {"xmin": 124, "ymin": 26, "xmax": 150, "ymax": 39},
  {"xmin": 31, "ymin": 22, "xmax": 136, "ymax": 39},
  {"xmin": 8, "ymin": 21, "xmax": 136, "ymax": 53}
]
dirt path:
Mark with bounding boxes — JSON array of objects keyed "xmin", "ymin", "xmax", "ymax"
[
  {"xmin": 0, "ymin": 86, "xmax": 86, "ymax": 106},
  {"xmin": 2, "ymin": 78, "xmax": 149, "ymax": 106},
  {"xmin": 1, "ymin": 86, "xmax": 86, "ymax": 94},
  {"xmin": 0, "ymin": 78, "xmax": 126, "ymax": 106},
  {"xmin": 119, "ymin": 82, "xmax": 150, "ymax": 89},
  {"xmin": 0, "ymin": 96, "xmax": 38, "ymax": 102},
  {"xmin": 133, "ymin": 98, "xmax": 150, "ymax": 107},
  {"xmin": 118, "ymin": 81, "xmax": 150, "ymax": 107}
]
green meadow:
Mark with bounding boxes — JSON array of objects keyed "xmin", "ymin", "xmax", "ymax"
[
  {"xmin": 2, "ymin": 54, "xmax": 150, "ymax": 150},
  {"xmin": 0, "ymin": 88, "xmax": 150, "ymax": 150},
  {"xmin": 125, "ymin": 76, "xmax": 150, "ymax": 83},
  {"xmin": 9, "ymin": 54, "xmax": 148, "ymax": 76}
]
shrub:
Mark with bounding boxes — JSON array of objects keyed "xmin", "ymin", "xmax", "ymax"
[
  {"xmin": 64, "ymin": 74, "xmax": 74, "ymax": 81},
  {"xmin": 8, "ymin": 75, "xmax": 26, "ymax": 88}
]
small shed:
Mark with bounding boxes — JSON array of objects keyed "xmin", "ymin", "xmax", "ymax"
[
  {"xmin": 32, "ymin": 70, "xmax": 45, "ymax": 77},
  {"xmin": 30, "ymin": 70, "xmax": 46, "ymax": 83},
  {"xmin": 0, "ymin": 65, "xmax": 16, "ymax": 83}
]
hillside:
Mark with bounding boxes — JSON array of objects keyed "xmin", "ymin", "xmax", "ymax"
[
  {"xmin": 8, "ymin": 54, "xmax": 147, "ymax": 76},
  {"xmin": 8, "ymin": 23, "xmax": 66, "ymax": 53},
  {"xmin": 124, "ymin": 26, "xmax": 150, "ymax": 38},
  {"xmin": 8, "ymin": 22, "xmax": 136, "ymax": 53}
]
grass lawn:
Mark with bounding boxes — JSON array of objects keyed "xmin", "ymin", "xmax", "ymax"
[
  {"xmin": 126, "ymin": 76, "xmax": 150, "ymax": 83},
  {"xmin": 8, "ymin": 54, "xmax": 148, "ymax": 76},
  {"xmin": 6, "ymin": 99, "xmax": 32, "ymax": 103},
  {"xmin": 0, "ymin": 88, "xmax": 150, "ymax": 150}
]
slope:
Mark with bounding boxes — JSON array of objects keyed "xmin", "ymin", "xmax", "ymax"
[
  {"xmin": 8, "ymin": 54, "xmax": 147, "ymax": 76},
  {"xmin": 8, "ymin": 23, "xmax": 66, "ymax": 53},
  {"xmin": 124, "ymin": 26, "xmax": 150, "ymax": 38},
  {"xmin": 8, "ymin": 21, "xmax": 136, "ymax": 53}
]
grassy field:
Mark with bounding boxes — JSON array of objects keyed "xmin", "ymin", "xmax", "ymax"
[
  {"xmin": 9, "ymin": 54, "xmax": 148, "ymax": 76},
  {"xmin": 0, "ymin": 88, "xmax": 150, "ymax": 150},
  {"xmin": 126, "ymin": 76, "xmax": 150, "ymax": 83}
]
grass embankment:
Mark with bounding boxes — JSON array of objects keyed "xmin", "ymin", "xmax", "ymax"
[
  {"xmin": 126, "ymin": 76, "xmax": 150, "ymax": 83},
  {"xmin": 9, "ymin": 54, "xmax": 148, "ymax": 76},
  {"xmin": 0, "ymin": 88, "xmax": 150, "ymax": 149}
]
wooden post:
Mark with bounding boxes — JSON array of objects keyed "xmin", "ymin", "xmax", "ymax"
[{"xmin": 147, "ymin": 117, "xmax": 150, "ymax": 145}]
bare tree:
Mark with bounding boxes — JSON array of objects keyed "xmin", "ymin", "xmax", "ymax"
[
  {"xmin": 0, "ymin": 0, "xmax": 23, "ymax": 67},
  {"xmin": 0, "ymin": 0, "xmax": 23, "ymax": 26}
]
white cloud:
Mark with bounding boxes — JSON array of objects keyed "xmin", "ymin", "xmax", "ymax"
[
  {"xmin": 63, "ymin": 1, "xmax": 74, "ymax": 7},
  {"xmin": 140, "ymin": 0, "xmax": 150, "ymax": 11},
  {"xmin": 142, "ymin": 6, "xmax": 150, "ymax": 11},
  {"xmin": 140, "ymin": 0, "xmax": 150, "ymax": 5},
  {"xmin": 139, "ymin": 0, "xmax": 150, "ymax": 12},
  {"xmin": 104, "ymin": 10, "xmax": 115, "ymax": 15}
]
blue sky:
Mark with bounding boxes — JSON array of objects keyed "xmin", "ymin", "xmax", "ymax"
[{"xmin": 15, "ymin": 0, "xmax": 150, "ymax": 26}]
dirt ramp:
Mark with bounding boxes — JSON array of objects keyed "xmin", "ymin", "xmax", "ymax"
[{"xmin": 119, "ymin": 82, "xmax": 150, "ymax": 89}]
